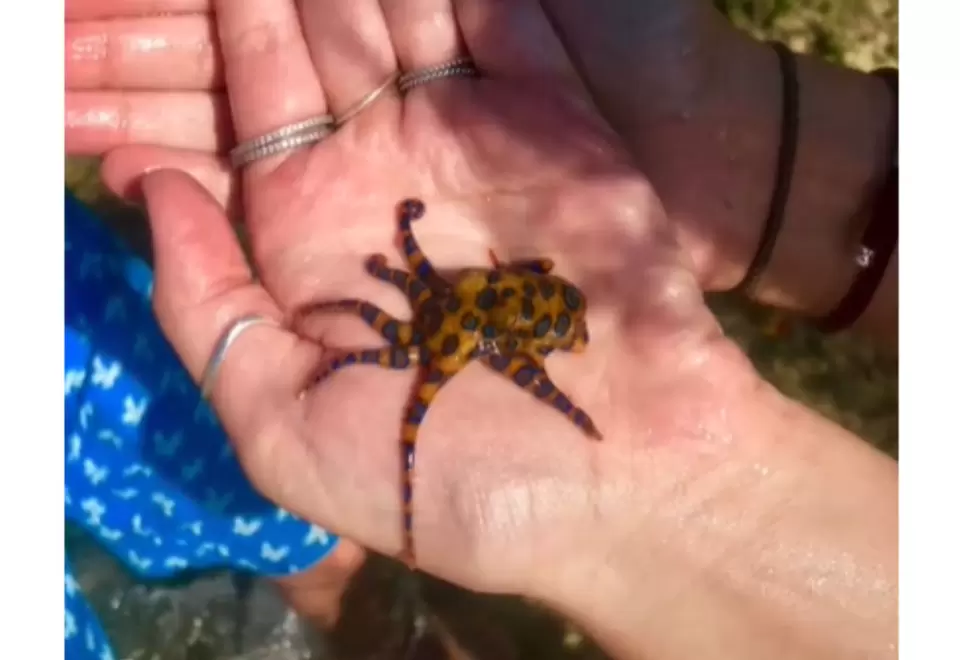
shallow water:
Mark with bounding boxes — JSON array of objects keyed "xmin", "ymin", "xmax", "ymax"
[
  {"xmin": 68, "ymin": 524, "xmax": 330, "ymax": 659},
  {"xmin": 68, "ymin": 521, "xmax": 605, "ymax": 660}
]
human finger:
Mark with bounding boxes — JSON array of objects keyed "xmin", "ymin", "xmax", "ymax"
[
  {"xmin": 141, "ymin": 168, "xmax": 322, "ymax": 433},
  {"xmin": 378, "ymin": 0, "xmax": 466, "ymax": 72},
  {"xmin": 297, "ymin": 0, "xmax": 398, "ymax": 117},
  {"xmin": 65, "ymin": 91, "xmax": 230, "ymax": 155},
  {"xmin": 66, "ymin": 0, "xmax": 211, "ymax": 21},
  {"xmin": 101, "ymin": 145, "xmax": 237, "ymax": 217},
  {"xmin": 213, "ymin": 0, "xmax": 328, "ymax": 177},
  {"xmin": 66, "ymin": 14, "xmax": 223, "ymax": 91},
  {"xmin": 454, "ymin": 0, "xmax": 588, "ymax": 94}
]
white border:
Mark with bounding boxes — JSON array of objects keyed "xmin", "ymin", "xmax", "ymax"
[
  {"xmin": 0, "ymin": 2, "xmax": 65, "ymax": 658},
  {"xmin": 899, "ymin": 1, "xmax": 957, "ymax": 659},
  {"xmin": 0, "ymin": 2, "xmax": 941, "ymax": 659}
]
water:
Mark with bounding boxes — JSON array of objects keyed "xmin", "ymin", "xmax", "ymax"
[
  {"xmin": 67, "ymin": 523, "xmax": 331, "ymax": 660},
  {"xmin": 67, "ymin": 522, "xmax": 605, "ymax": 660}
]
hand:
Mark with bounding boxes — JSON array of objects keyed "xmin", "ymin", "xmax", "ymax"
[
  {"xmin": 65, "ymin": 0, "xmax": 753, "ymax": 272},
  {"xmin": 68, "ymin": 5, "xmax": 898, "ymax": 657},
  {"xmin": 66, "ymin": 0, "xmax": 896, "ymax": 318},
  {"xmin": 106, "ymin": 0, "xmax": 755, "ymax": 601},
  {"xmin": 539, "ymin": 0, "xmax": 898, "ymax": 343},
  {"xmin": 66, "ymin": 0, "xmax": 235, "ymax": 210},
  {"xmin": 539, "ymin": 0, "xmax": 765, "ymax": 287},
  {"xmin": 62, "ymin": 0, "xmax": 781, "ymax": 247}
]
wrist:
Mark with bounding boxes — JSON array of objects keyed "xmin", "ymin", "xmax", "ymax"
[
  {"xmin": 523, "ymin": 340, "xmax": 897, "ymax": 659},
  {"xmin": 705, "ymin": 31, "xmax": 895, "ymax": 317}
]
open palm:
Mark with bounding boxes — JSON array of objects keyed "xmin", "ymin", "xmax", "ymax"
[{"xmin": 101, "ymin": 1, "xmax": 740, "ymax": 598}]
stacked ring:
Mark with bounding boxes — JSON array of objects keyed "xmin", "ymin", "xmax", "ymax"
[{"xmin": 227, "ymin": 57, "xmax": 481, "ymax": 170}]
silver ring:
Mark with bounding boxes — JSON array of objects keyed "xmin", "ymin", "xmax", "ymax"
[
  {"xmin": 335, "ymin": 71, "xmax": 401, "ymax": 126},
  {"xmin": 200, "ymin": 314, "xmax": 280, "ymax": 400},
  {"xmin": 398, "ymin": 57, "xmax": 480, "ymax": 94},
  {"xmin": 229, "ymin": 116, "xmax": 335, "ymax": 169},
  {"xmin": 229, "ymin": 125, "xmax": 334, "ymax": 169}
]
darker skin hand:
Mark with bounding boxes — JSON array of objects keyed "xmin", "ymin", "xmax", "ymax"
[{"xmin": 539, "ymin": 0, "xmax": 898, "ymax": 346}]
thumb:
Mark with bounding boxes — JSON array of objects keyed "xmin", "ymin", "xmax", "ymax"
[
  {"xmin": 455, "ymin": 0, "xmax": 590, "ymax": 97},
  {"xmin": 140, "ymin": 168, "xmax": 320, "ymax": 438}
]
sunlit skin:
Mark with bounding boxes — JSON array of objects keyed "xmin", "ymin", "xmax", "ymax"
[{"xmin": 291, "ymin": 197, "xmax": 601, "ymax": 566}]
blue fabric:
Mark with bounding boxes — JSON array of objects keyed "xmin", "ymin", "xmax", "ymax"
[{"xmin": 64, "ymin": 190, "xmax": 338, "ymax": 660}]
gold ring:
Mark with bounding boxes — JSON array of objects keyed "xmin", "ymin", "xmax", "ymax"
[{"xmin": 335, "ymin": 71, "xmax": 401, "ymax": 127}]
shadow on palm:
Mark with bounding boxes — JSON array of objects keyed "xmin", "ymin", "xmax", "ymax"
[
  {"xmin": 137, "ymin": 7, "xmax": 732, "ymax": 598},
  {"xmin": 239, "ymin": 73, "xmax": 723, "ymax": 588}
]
